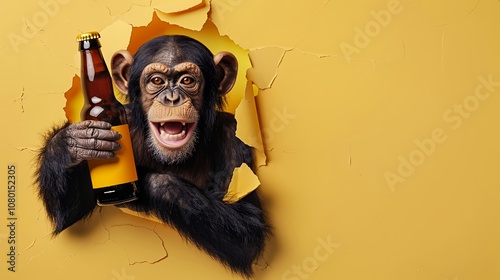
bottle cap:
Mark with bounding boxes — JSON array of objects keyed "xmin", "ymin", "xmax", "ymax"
[{"xmin": 76, "ymin": 32, "xmax": 101, "ymax": 42}]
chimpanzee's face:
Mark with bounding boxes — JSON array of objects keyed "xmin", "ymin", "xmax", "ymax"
[
  {"xmin": 139, "ymin": 59, "xmax": 205, "ymax": 164},
  {"xmin": 111, "ymin": 35, "xmax": 238, "ymax": 164}
]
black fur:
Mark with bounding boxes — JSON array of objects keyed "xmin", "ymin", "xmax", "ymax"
[
  {"xmin": 36, "ymin": 123, "xmax": 96, "ymax": 233},
  {"xmin": 36, "ymin": 35, "xmax": 269, "ymax": 277}
]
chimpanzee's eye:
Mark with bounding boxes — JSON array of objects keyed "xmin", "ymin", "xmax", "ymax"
[
  {"xmin": 151, "ymin": 76, "xmax": 164, "ymax": 85},
  {"xmin": 181, "ymin": 76, "xmax": 194, "ymax": 85}
]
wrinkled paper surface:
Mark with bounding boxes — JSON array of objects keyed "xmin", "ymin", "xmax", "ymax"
[{"xmin": 2, "ymin": 0, "xmax": 500, "ymax": 279}]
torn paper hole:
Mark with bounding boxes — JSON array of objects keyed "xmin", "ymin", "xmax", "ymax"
[{"xmin": 63, "ymin": 9, "xmax": 266, "ymax": 219}]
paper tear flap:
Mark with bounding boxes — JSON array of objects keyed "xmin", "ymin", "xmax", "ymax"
[
  {"xmin": 246, "ymin": 47, "xmax": 288, "ymax": 89},
  {"xmin": 154, "ymin": 0, "xmax": 210, "ymax": 31},
  {"xmin": 153, "ymin": 0, "xmax": 204, "ymax": 13},
  {"xmin": 223, "ymin": 163, "xmax": 261, "ymax": 203},
  {"xmin": 235, "ymin": 81, "xmax": 267, "ymax": 167}
]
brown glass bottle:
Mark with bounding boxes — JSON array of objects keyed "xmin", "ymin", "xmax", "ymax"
[{"xmin": 77, "ymin": 32, "xmax": 138, "ymax": 206}]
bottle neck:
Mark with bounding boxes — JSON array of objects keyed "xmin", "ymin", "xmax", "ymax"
[{"xmin": 79, "ymin": 39, "xmax": 116, "ymax": 104}]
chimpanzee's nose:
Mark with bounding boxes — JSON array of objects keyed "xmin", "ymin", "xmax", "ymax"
[{"xmin": 161, "ymin": 90, "xmax": 183, "ymax": 106}]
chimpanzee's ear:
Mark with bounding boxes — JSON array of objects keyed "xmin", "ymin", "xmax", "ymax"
[
  {"xmin": 111, "ymin": 50, "xmax": 133, "ymax": 95},
  {"xmin": 214, "ymin": 51, "xmax": 238, "ymax": 96}
]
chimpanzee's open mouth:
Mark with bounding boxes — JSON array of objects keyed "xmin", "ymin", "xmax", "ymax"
[{"xmin": 150, "ymin": 120, "xmax": 196, "ymax": 148}]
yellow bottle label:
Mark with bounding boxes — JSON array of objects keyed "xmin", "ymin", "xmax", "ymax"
[{"xmin": 88, "ymin": 124, "xmax": 138, "ymax": 189}]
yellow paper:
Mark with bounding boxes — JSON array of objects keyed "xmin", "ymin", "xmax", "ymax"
[
  {"xmin": 246, "ymin": 47, "xmax": 288, "ymax": 90},
  {"xmin": 235, "ymin": 81, "xmax": 266, "ymax": 167},
  {"xmin": 3, "ymin": 0, "xmax": 500, "ymax": 280},
  {"xmin": 152, "ymin": 0, "xmax": 204, "ymax": 13},
  {"xmin": 223, "ymin": 163, "xmax": 261, "ymax": 203},
  {"xmin": 154, "ymin": 0, "xmax": 210, "ymax": 31}
]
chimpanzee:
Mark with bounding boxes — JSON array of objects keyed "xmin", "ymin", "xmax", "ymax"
[{"xmin": 36, "ymin": 35, "xmax": 269, "ymax": 276}]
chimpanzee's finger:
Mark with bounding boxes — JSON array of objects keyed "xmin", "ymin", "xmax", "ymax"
[
  {"xmin": 66, "ymin": 137, "xmax": 121, "ymax": 152},
  {"xmin": 67, "ymin": 121, "xmax": 122, "ymax": 141},
  {"xmin": 73, "ymin": 148, "xmax": 117, "ymax": 162},
  {"xmin": 72, "ymin": 120, "xmax": 112, "ymax": 130}
]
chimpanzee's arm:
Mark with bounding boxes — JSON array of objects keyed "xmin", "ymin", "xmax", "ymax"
[
  {"xmin": 35, "ymin": 121, "xmax": 122, "ymax": 234},
  {"xmin": 130, "ymin": 171, "xmax": 269, "ymax": 277},
  {"xmin": 36, "ymin": 122, "xmax": 95, "ymax": 233}
]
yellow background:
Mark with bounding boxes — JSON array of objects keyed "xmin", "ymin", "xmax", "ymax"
[{"xmin": 1, "ymin": 0, "xmax": 500, "ymax": 279}]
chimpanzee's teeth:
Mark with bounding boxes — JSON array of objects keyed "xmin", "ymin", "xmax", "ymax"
[
  {"xmin": 159, "ymin": 126, "xmax": 186, "ymax": 140},
  {"xmin": 158, "ymin": 122, "xmax": 187, "ymax": 127}
]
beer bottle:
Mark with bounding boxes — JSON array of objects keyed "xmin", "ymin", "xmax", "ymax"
[{"xmin": 77, "ymin": 31, "xmax": 139, "ymax": 206}]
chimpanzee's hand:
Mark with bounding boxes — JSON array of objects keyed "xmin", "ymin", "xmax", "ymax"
[{"xmin": 61, "ymin": 120, "xmax": 122, "ymax": 167}]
